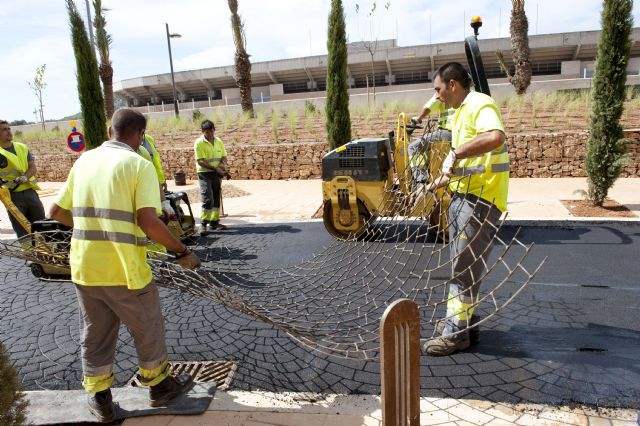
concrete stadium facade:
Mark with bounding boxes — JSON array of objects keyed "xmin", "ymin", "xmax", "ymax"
[{"xmin": 114, "ymin": 27, "xmax": 640, "ymax": 115}]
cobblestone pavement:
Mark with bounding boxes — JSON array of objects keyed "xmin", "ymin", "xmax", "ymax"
[{"xmin": 2, "ymin": 222, "xmax": 640, "ymax": 412}]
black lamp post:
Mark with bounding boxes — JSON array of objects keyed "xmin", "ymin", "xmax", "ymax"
[{"xmin": 165, "ymin": 23, "xmax": 182, "ymax": 117}]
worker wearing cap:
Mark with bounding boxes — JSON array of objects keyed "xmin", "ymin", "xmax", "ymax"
[
  {"xmin": 50, "ymin": 108, "xmax": 201, "ymax": 422},
  {"xmin": 194, "ymin": 119, "xmax": 228, "ymax": 235},
  {"xmin": 407, "ymin": 94, "xmax": 455, "ymax": 186},
  {"xmin": 0, "ymin": 120, "xmax": 45, "ymax": 237},
  {"xmin": 423, "ymin": 62, "xmax": 509, "ymax": 356}
]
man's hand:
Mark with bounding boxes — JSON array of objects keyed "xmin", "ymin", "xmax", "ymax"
[
  {"xmin": 215, "ymin": 166, "xmax": 227, "ymax": 177},
  {"xmin": 176, "ymin": 249, "xmax": 201, "ymax": 269},
  {"xmin": 161, "ymin": 200, "xmax": 173, "ymax": 217},
  {"xmin": 160, "ymin": 182, "xmax": 168, "ymax": 193},
  {"xmin": 441, "ymin": 149, "xmax": 457, "ymax": 176},
  {"xmin": 14, "ymin": 176, "xmax": 28, "ymax": 185},
  {"xmin": 411, "ymin": 116, "xmax": 422, "ymax": 125}
]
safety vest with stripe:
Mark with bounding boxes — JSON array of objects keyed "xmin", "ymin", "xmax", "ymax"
[
  {"xmin": 57, "ymin": 141, "xmax": 161, "ymax": 289},
  {"xmin": 194, "ymin": 136, "xmax": 226, "ymax": 173},
  {"xmin": 138, "ymin": 134, "xmax": 166, "ymax": 184},
  {"xmin": 0, "ymin": 142, "xmax": 40, "ymax": 192},
  {"xmin": 449, "ymin": 92, "xmax": 509, "ymax": 212}
]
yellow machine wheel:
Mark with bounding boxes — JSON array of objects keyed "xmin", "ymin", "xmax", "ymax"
[{"xmin": 323, "ymin": 200, "xmax": 371, "ymax": 240}]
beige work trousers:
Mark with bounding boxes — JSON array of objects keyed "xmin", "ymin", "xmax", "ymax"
[{"xmin": 74, "ymin": 281, "xmax": 168, "ymax": 378}]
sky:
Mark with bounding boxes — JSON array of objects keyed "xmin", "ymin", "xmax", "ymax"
[{"xmin": 0, "ymin": 0, "xmax": 638, "ymax": 122}]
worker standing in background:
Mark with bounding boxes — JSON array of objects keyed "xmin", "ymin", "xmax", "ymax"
[
  {"xmin": 423, "ymin": 62, "xmax": 509, "ymax": 357},
  {"xmin": 0, "ymin": 120, "xmax": 45, "ymax": 237},
  {"xmin": 50, "ymin": 108, "xmax": 200, "ymax": 423},
  {"xmin": 194, "ymin": 119, "xmax": 228, "ymax": 235},
  {"xmin": 408, "ymin": 94, "xmax": 454, "ymax": 187}
]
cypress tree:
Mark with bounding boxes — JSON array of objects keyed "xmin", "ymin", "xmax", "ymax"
[
  {"xmin": 0, "ymin": 342, "xmax": 28, "ymax": 426},
  {"xmin": 586, "ymin": 0, "xmax": 633, "ymax": 206},
  {"xmin": 66, "ymin": 0, "xmax": 108, "ymax": 150},
  {"xmin": 325, "ymin": 0, "xmax": 352, "ymax": 150}
]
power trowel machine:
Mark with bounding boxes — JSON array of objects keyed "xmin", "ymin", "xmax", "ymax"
[{"xmin": 321, "ymin": 16, "xmax": 491, "ymax": 239}]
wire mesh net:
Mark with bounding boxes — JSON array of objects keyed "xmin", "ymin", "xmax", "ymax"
[{"xmin": 0, "ymin": 122, "xmax": 544, "ymax": 360}]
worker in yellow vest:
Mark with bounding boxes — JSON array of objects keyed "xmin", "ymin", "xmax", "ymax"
[
  {"xmin": 0, "ymin": 120, "xmax": 45, "ymax": 237},
  {"xmin": 408, "ymin": 94, "xmax": 454, "ymax": 186},
  {"xmin": 423, "ymin": 62, "xmax": 509, "ymax": 356},
  {"xmin": 137, "ymin": 132, "xmax": 173, "ymax": 217},
  {"xmin": 194, "ymin": 119, "xmax": 228, "ymax": 235},
  {"xmin": 49, "ymin": 108, "xmax": 201, "ymax": 422}
]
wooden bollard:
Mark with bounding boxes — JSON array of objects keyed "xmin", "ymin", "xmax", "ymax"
[{"xmin": 380, "ymin": 299, "xmax": 420, "ymax": 426}]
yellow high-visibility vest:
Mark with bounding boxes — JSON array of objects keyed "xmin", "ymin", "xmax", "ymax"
[
  {"xmin": 55, "ymin": 141, "xmax": 161, "ymax": 289},
  {"xmin": 449, "ymin": 92, "xmax": 509, "ymax": 212},
  {"xmin": 194, "ymin": 136, "xmax": 227, "ymax": 173},
  {"xmin": 0, "ymin": 142, "xmax": 40, "ymax": 191}
]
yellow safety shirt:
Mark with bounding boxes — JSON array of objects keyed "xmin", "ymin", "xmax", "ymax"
[
  {"xmin": 194, "ymin": 136, "xmax": 227, "ymax": 173},
  {"xmin": 138, "ymin": 134, "xmax": 166, "ymax": 185},
  {"xmin": 449, "ymin": 91, "xmax": 509, "ymax": 212},
  {"xmin": 0, "ymin": 142, "xmax": 40, "ymax": 191},
  {"xmin": 424, "ymin": 94, "xmax": 455, "ymax": 131},
  {"xmin": 56, "ymin": 141, "xmax": 161, "ymax": 289}
]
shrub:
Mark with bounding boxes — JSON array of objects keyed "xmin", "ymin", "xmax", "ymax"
[{"xmin": 0, "ymin": 342, "xmax": 28, "ymax": 426}]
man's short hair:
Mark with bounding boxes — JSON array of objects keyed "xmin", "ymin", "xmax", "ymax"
[
  {"xmin": 111, "ymin": 108, "xmax": 146, "ymax": 139},
  {"xmin": 0, "ymin": 120, "xmax": 8, "ymax": 126},
  {"xmin": 435, "ymin": 62, "xmax": 473, "ymax": 90},
  {"xmin": 201, "ymin": 120, "xmax": 215, "ymax": 131}
]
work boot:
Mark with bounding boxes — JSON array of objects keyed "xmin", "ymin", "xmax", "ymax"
[
  {"xmin": 148, "ymin": 374, "xmax": 194, "ymax": 408},
  {"xmin": 423, "ymin": 334, "xmax": 470, "ymax": 356},
  {"xmin": 87, "ymin": 389, "xmax": 116, "ymax": 423},
  {"xmin": 435, "ymin": 316, "xmax": 481, "ymax": 345},
  {"xmin": 210, "ymin": 221, "xmax": 227, "ymax": 231},
  {"xmin": 198, "ymin": 222, "xmax": 208, "ymax": 236}
]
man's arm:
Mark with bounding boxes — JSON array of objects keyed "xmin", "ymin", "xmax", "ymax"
[
  {"xmin": 454, "ymin": 130, "xmax": 505, "ymax": 160},
  {"xmin": 137, "ymin": 207, "xmax": 186, "ymax": 253},
  {"xmin": 412, "ymin": 107, "xmax": 431, "ymax": 124},
  {"xmin": 49, "ymin": 204, "xmax": 74, "ymax": 227},
  {"xmin": 197, "ymin": 159, "xmax": 216, "ymax": 171},
  {"xmin": 26, "ymin": 159, "xmax": 37, "ymax": 180}
]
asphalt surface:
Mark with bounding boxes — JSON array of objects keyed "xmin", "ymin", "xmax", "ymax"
[{"xmin": 1, "ymin": 221, "xmax": 639, "ymax": 410}]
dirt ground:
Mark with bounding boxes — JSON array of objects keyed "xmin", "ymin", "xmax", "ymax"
[{"xmin": 561, "ymin": 199, "xmax": 637, "ymax": 217}]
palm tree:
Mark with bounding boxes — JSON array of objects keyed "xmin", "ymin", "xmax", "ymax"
[
  {"xmin": 496, "ymin": 0, "xmax": 532, "ymax": 95},
  {"xmin": 93, "ymin": 0, "xmax": 114, "ymax": 119},
  {"xmin": 228, "ymin": 0, "xmax": 254, "ymax": 116}
]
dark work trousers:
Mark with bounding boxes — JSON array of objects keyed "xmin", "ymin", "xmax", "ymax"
[
  {"xmin": 443, "ymin": 192, "xmax": 502, "ymax": 340},
  {"xmin": 7, "ymin": 189, "xmax": 45, "ymax": 238},
  {"xmin": 198, "ymin": 172, "xmax": 222, "ymax": 224}
]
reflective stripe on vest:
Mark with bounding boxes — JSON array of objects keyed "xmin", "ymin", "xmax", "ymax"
[
  {"xmin": 72, "ymin": 207, "xmax": 135, "ymax": 223},
  {"xmin": 73, "ymin": 229, "xmax": 149, "ymax": 246}
]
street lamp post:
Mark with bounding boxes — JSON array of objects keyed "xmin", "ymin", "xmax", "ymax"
[{"xmin": 165, "ymin": 23, "xmax": 182, "ymax": 118}]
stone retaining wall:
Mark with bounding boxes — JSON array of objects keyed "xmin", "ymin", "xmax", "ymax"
[{"xmin": 34, "ymin": 130, "xmax": 640, "ymax": 182}]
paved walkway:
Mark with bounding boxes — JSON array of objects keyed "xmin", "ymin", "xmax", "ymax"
[
  {"xmin": 2, "ymin": 178, "xmax": 638, "ymax": 239},
  {"xmin": 4, "ymin": 178, "xmax": 639, "ymax": 425}
]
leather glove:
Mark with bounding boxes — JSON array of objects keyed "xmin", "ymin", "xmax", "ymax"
[
  {"xmin": 410, "ymin": 116, "xmax": 422, "ymax": 125},
  {"xmin": 441, "ymin": 149, "xmax": 457, "ymax": 176},
  {"xmin": 215, "ymin": 166, "xmax": 227, "ymax": 177},
  {"xmin": 176, "ymin": 248, "xmax": 201, "ymax": 270},
  {"xmin": 161, "ymin": 200, "xmax": 173, "ymax": 217},
  {"xmin": 14, "ymin": 176, "xmax": 28, "ymax": 185}
]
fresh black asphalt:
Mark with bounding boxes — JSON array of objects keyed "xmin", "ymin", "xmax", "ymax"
[{"xmin": 1, "ymin": 222, "xmax": 639, "ymax": 409}]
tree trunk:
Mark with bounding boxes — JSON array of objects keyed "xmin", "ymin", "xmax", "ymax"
[
  {"xmin": 509, "ymin": 0, "xmax": 532, "ymax": 95},
  {"xmin": 99, "ymin": 63, "xmax": 114, "ymax": 119}
]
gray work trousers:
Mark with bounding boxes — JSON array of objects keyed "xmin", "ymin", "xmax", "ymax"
[
  {"xmin": 407, "ymin": 129, "xmax": 452, "ymax": 184},
  {"xmin": 7, "ymin": 189, "xmax": 45, "ymax": 237},
  {"xmin": 74, "ymin": 281, "xmax": 168, "ymax": 379},
  {"xmin": 443, "ymin": 193, "xmax": 502, "ymax": 338}
]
